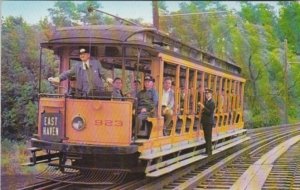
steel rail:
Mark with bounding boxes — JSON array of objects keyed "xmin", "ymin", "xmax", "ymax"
[
  {"xmin": 18, "ymin": 124, "xmax": 300, "ymax": 189},
  {"xmin": 136, "ymin": 124, "xmax": 300, "ymax": 189}
]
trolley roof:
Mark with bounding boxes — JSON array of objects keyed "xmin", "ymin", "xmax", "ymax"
[{"xmin": 41, "ymin": 25, "xmax": 241, "ymax": 73}]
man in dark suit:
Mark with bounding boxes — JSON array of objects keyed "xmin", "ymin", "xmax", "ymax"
[
  {"xmin": 48, "ymin": 47, "xmax": 112, "ymax": 96},
  {"xmin": 199, "ymin": 88, "xmax": 215, "ymax": 156},
  {"xmin": 136, "ymin": 75, "xmax": 158, "ymax": 137}
]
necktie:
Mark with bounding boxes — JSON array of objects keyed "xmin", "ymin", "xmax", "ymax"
[
  {"xmin": 84, "ymin": 62, "xmax": 88, "ymax": 69},
  {"xmin": 85, "ymin": 62, "xmax": 94, "ymax": 94}
]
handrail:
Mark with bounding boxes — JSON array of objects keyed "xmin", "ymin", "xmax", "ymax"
[{"xmin": 39, "ymin": 93, "xmax": 137, "ymax": 101}]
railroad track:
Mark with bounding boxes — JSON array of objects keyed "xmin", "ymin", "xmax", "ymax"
[
  {"xmin": 137, "ymin": 124, "xmax": 300, "ymax": 189},
  {"xmin": 262, "ymin": 140, "xmax": 300, "ymax": 190},
  {"xmin": 18, "ymin": 174, "xmax": 146, "ymax": 190},
  {"xmin": 18, "ymin": 180, "xmax": 71, "ymax": 190},
  {"xmin": 18, "ymin": 124, "xmax": 300, "ymax": 190}
]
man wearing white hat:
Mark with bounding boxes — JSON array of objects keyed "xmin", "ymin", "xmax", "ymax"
[{"xmin": 48, "ymin": 47, "xmax": 113, "ymax": 96}]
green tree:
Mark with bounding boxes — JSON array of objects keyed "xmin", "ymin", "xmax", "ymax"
[
  {"xmin": 77, "ymin": 1, "xmax": 106, "ymax": 25},
  {"xmin": 48, "ymin": 1, "xmax": 117, "ymax": 26},
  {"xmin": 159, "ymin": 1, "xmax": 300, "ymax": 127},
  {"xmin": 1, "ymin": 16, "xmax": 57, "ymax": 140},
  {"xmin": 278, "ymin": 2, "xmax": 300, "ymax": 55},
  {"xmin": 48, "ymin": 1, "xmax": 80, "ymax": 27},
  {"xmin": 2, "ymin": 17, "xmax": 40, "ymax": 139}
]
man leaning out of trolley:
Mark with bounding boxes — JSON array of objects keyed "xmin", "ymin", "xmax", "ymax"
[{"xmin": 48, "ymin": 47, "xmax": 113, "ymax": 96}]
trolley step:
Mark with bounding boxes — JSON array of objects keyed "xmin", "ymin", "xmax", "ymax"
[
  {"xmin": 21, "ymin": 158, "xmax": 59, "ymax": 166},
  {"xmin": 23, "ymin": 147, "xmax": 61, "ymax": 166}
]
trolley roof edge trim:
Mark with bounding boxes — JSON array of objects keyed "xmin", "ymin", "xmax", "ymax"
[{"xmin": 41, "ymin": 25, "xmax": 241, "ymax": 70}]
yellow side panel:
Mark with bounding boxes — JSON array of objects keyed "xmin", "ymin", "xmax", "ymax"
[{"xmin": 65, "ymin": 99, "xmax": 132, "ymax": 146}]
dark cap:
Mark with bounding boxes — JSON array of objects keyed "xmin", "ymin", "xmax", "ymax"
[
  {"xmin": 133, "ymin": 79, "xmax": 141, "ymax": 84},
  {"xmin": 205, "ymin": 88, "xmax": 213, "ymax": 93},
  {"xmin": 144, "ymin": 75, "xmax": 155, "ymax": 82},
  {"xmin": 79, "ymin": 47, "xmax": 90, "ymax": 54}
]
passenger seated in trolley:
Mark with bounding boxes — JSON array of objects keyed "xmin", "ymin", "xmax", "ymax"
[
  {"xmin": 161, "ymin": 77, "xmax": 175, "ymax": 136},
  {"xmin": 48, "ymin": 47, "xmax": 113, "ymax": 97},
  {"xmin": 135, "ymin": 75, "xmax": 158, "ymax": 137},
  {"xmin": 111, "ymin": 77, "xmax": 124, "ymax": 100},
  {"xmin": 129, "ymin": 80, "xmax": 141, "ymax": 98}
]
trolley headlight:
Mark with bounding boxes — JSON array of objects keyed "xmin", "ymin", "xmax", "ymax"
[{"xmin": 72, "ymin": 116, "xmax": 85, "ymax": 131}]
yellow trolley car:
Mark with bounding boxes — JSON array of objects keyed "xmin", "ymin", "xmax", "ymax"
[{"xmin": 28, "ymin": 24, "xmax": 248, "ymax": 183}]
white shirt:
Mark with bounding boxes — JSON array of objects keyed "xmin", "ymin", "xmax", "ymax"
[
  {"xmin": 82, "ymin": 60, "xmax": 90, "ymax": 70},
  {"xmin": 162, "ymin": 88, "xmax": 171, "ymax": 106}
]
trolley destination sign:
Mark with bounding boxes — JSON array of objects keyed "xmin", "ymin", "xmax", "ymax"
[{"xmin": 41, "ymin": 112, "xmax": 62, "ymax": 140}]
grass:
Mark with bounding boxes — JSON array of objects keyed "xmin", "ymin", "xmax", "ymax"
[{"xmin": 1, "ymin": 139, "xmax": 47, "ymax": 175}]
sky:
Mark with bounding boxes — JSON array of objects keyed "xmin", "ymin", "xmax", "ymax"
[
  {"xmin": 2, "ymin": 1, "xmax": 279, "ymax": 25},
  {"xmin": 2, "ymin": 1, "xmax": 183, "ymax": 24}
]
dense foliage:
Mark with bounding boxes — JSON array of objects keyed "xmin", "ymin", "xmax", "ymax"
[
  {"xmin": 159, "ymin": 1, "xmax": 300, "ymax": 128},
  {"xmin": 2, "ymin": 1, "xmax": 300, "ymax": 140}
]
